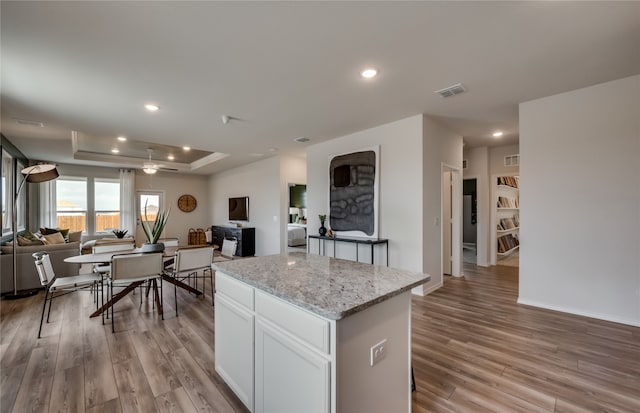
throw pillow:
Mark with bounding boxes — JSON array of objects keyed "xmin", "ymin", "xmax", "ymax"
[
  {"xmin": 23, "ymin": 230, "xmax": 40, "ymax": 241},
  {"xmin": 59, "ymin": 228, "xmax": 70, "ymax": 241},
  {"xmin": 41, "ymin": 232, "xmax": 66, "ymax": 245},
  {"xmin": 39, "ymin": 227, "xmax": 70, "ymax": 241},
  {"xmin": 68, "ymin": 231, "xmax": 82, "ymax": 243},
  {"xmin": 17, "ymin": 235, "xmax": 44, "ymax": 246}
]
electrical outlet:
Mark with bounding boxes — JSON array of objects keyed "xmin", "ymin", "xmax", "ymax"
[{"xmin": 370, "ymin": 339, "xmax": 387, "ymax": 367}]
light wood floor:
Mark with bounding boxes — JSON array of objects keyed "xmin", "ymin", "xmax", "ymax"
[{"xmin": 1, "ymin": 264, "xmax": 639, "ymax": 412}]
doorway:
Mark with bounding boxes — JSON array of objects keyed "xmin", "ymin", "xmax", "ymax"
[
  {"xmin": 285, "ymin": 183, "xmax": 307, "ymax": 253},
  {"xmin": 135, "ymin": 190, "xmax": 165, "ymax": 245},
  {"xmin": 442, "ymin": 164, "xmax": 462, "ymax": 277},
  {"xmin": 463, "ymin": 179, "xmax": 477, "ymax": 264}
]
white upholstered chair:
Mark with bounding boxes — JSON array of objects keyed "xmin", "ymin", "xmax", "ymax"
[
  {"xmin": 107, "ymin": 253, "xmax": 164, "ymax": 333},
  {"xmin": 33, "ymin": 252, "xmax": 101, "ymax": 338},
  {"xmin": 169, "ymin": 247, "xmax": 214, "ymax": 315},
  {"xmin": 220, "ymin": 238, "xmax": 238, "ymax": 259}
]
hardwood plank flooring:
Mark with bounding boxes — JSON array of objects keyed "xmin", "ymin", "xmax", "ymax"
[{"xmin": 1, "ymin": 264, "xmax": 638, "ymax": 412}]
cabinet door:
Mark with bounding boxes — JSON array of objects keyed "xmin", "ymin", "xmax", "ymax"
[
  {"xmin": 255, "ymin": 318, "xmax": 330, "ymax": 413},
  {"xmin": 215, "ymin": 294, "xmax": 254, "ymax": 411}
]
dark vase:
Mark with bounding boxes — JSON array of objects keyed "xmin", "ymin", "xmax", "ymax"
[{"xmin": 319, "ymin": 224, "xmax": 327, "ymax": 236}]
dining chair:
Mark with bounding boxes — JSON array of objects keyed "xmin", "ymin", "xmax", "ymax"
[
  {"xmin": 107, "ymin": 253, "xmax": 164, "ymax": 333},
  {"xmin": 158, "ymin": 237, "xmax": 179, "ymax": 247},
  {"xmin": 92, "ymin": 241, "xmax": 135, "ymax": 275},
  {"xmin": 220, "ymin": 238, "xmax": 238, "ymax": 259},
  {"xmin": 33, "ymin": 251, "xmax": 102, "ymax": 338},
  {"xmin": 169, "ymin": 247, "xmax": 214, "ymax": 315}
]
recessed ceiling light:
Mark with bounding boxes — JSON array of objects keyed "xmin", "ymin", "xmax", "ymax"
[
  {"xmin": 268, "ymin": 147, "xmax": 278, "ymax": 152},
  {"xmin": 360, "ymin": 68, "xmax": 378, "ymax": 79},
  {"xmin": 294, "ymin": 137, "xmax": 311, "ymax": 143},
  {"xmin": 144, "ymin": 104, "xmax": 160, "ymax": 112},
  {"xmin": 249, "ymin": 153, "xmax": 264, "ymax": 157},
  {"xmin": 183, "ymin": 146, "xmax": 191, "ymax": 151},
  {"xmin": 492, "ymin": 131, "xmax": 503, "ymax": 137},
  {"xmin": 167, "ymin": 155, "xmax": 175, "ymax": 161},
  {"xmin": 117, "ymin": 136, "xmax": 127, "ymax": 141},
  {"xmin": 111, "ymin": 148, "xmax": 119, "ymax": 154}
]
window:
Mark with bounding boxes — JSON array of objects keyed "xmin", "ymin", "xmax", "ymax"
[
  {"xmin": 95, "ymin": 179, "xmax": 120, "ymax": 232},
  {"xmin": 55, "ymin": 176, "xmax": 122, "ymax": 235},
  {"xmin": 56, "ymin": 177, "xmax": 87, "ymax": 232},
  {"xmin": 139, "ymin": 193, "xmax": 160, "ymax": 223},
  {"xmin": 1, "ymin": 148, "xmax": 12, "ymax": 235}
]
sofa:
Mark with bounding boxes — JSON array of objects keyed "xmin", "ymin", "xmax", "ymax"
[{"xmin": 0, "ymin": 241, "xmax": 81, "ymax": 294}]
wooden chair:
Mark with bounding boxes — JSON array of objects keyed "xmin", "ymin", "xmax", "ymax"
[
  {"xmin": 33, "ymin": 252, "xmax": 101, "ymax": 338},
  {"xmin": 107, "ymin": 253, "xmax": 164, "ymax": 333},
  {"xmin": 168, "ymin": 247, "xmax": 214, "ymax": 315}
]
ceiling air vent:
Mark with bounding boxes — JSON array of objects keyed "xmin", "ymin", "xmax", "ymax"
[
  {"xmin": 504, "ymin": 154, "xmax": 520, "ymax": 167},
  {"xmin": 463, "ymin": 159, "xmax": 468, "ymax": 169},
  {"xmin": 434, "ymin": 83, "xmax": 466, "ymax": 98},
  {"xmin": 294, "ymin": 137, "xmax": 311, "ymax": 143},
  {"xmin": 15, "ymin": 118, "xmax": 44, "ymax": 127}
]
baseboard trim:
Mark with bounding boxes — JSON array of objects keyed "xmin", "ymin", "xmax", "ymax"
[
  {"xmin": 517, "ymin": 298, "xmax": 640, "ymax": 327},
  {"xmin": 422, "ymin": 281, "xmax": 443, "ymax": 296}
]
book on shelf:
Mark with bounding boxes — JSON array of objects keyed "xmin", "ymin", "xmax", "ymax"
[
  {"xmin": 497, "ymin": 233, "xmax": 520, "ymax": 253},
  {"xmin": 498, "ymin": 216, "xmax": 519, "ymax": 230},
  {"xmin": 497, "ymin": 196, "xmax": 518, "ymax": 208},
  {"xmin": 497, "ymin": 176, "xmax": 519, "ymax": 189}
]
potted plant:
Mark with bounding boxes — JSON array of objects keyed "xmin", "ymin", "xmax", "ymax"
[
  {"xmin": 112, "ymin": 229, "xmax": 128, "ymax": 239},
  {"xmin": 140, "ymin": 200, "xmax": 171, "ymax": 252}
]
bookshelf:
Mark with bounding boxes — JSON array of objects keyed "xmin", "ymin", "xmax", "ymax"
[{"xmin": 495, "ymin": 176, "xmax": 519, "ymax": 259}]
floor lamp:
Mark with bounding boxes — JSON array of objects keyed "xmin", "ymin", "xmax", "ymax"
[{"xmin": 5, "ymin": 163, "xmax": 59, "ymax": 300}]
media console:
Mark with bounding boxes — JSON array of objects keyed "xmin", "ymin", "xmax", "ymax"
[{"xmin": 211, "ymin": 225, "xmax": 255, "ymax": 257}]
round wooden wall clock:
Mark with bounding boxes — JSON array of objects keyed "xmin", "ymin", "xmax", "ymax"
[{"xmin": 177, "ymin": 194, "xmax": 197, "ymax": 212}]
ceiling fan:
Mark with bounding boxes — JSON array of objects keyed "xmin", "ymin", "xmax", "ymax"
[{"xmin": 142, "ymin": 149, "xmax": 178, "ymax": 174}]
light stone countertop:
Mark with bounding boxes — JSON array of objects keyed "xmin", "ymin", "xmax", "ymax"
[{"xmin": 212, "ymin": 252, "xmax": 430, "ymax": 320}]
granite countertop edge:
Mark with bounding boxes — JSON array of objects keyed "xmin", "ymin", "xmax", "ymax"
[{"xmin": 212, "ymin": 258, "xmax": 430, "ymax": 320}]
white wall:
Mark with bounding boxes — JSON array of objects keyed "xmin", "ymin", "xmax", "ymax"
[
  {"xmin": 279, "ymin": 155, "xmax": 307, "ymax": 252},
  {"xmin": 463, "ymin": 147, "xmax": 490, "ymax": 266},
  {"xmin": 519, "ymin": 75, "xmax": 640, "ymax": 326},
  {"xmin": 422, "ymin": 115, "xmax": 464, "ymax": 292},
  {"xmin": 489, "ymin": 144, "xmax": 520, "ymax": 176},
  {"xmin": 307, "ymin": 115, "xmax": 425, "ymax": 273},
  {"xmin": 306, "ymin": 114, "xmax": 463, "ymax": 296},
  {"xmin": 208, "ymin": 156, "xmax": 281, "ymax": 256},
  {"xmin": 136, "ymin": 171, "xmax": 210, "ymax": 245}
]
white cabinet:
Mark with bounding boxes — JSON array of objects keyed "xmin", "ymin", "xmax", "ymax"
[
  {"xmin": 255, "ymin": 318, "xmax": 330, "ymax": 413},
  {"xmin": 215, "ymin": 276, "xmax": 255, "ymax": 411},
  {"xmin": 214, "ymin": 271, "xmax": 412, "ymax": 413}
]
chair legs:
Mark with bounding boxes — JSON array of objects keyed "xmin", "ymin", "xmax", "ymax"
[
  {"xmin": 38, "ymin": 289, "xmax": 51, "ymax": 339},
  {"xmin": 110, "ymin": 277, "xmax": 163, "ymax": 333}
]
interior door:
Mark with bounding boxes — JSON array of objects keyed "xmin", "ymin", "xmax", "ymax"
[
  {"xmin": 443, "ymin": 171, "xmax": 452, "ymax": 275},
  {"xmin": 135, "ymin": 190, "xmax": 164, "ymax": 244}
]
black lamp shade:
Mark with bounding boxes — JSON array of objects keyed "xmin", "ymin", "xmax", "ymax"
[{"xmin": 21, "ymin": 164, "xmax": 59, "ymax": 183}]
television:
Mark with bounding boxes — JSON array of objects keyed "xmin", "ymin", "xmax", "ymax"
[{"xmin": 229, "ymin": 196, "xmax": 249, "ymax": 221}]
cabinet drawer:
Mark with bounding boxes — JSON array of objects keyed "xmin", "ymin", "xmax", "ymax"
[
  {"xmin": 255, "ymin": 291, "xmax": 330, "ymax": 354},
  {"xmin": 216, "ymin": 272, "xmax": 254, "ymax": 310}
]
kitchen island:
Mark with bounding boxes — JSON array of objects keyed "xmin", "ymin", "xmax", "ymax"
[{"xmin": 212, "ymin": 252, "xmax": 429, "ymax": 413}]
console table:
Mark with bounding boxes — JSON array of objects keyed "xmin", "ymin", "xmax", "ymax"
[{"xmin": 308, "ymin": 234, "xmax": 389, "ymax": 266}]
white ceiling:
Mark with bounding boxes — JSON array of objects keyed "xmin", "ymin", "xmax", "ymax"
[{"xmin": 2, "ymin": 2, "xmax": 639, "ymax": 175}]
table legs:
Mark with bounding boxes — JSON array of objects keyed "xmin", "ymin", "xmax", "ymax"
[
  {"xmin": 90, "ymin": 278, "xmax": 168, "ymax": 318},
  {"xmin": 90, "ymin": 280, "xmax": 145, "ymax": 318},
  {"xmin": 161, "ymin": 274, "xmax": 203, "ymax": 296}
]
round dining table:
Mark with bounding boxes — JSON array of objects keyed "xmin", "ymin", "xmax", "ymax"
[{"xmin": 64, "ymin": 245, "xmax": 209, "ymax": 318}]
